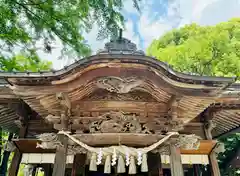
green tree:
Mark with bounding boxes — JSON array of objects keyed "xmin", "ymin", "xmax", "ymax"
[
  {"xmin": 0, "ymin": 55, "xmax": 52, "ymax": 175},
  {"xmin": 147, "ymin": 18, "xmax": 240, "ymax": 79},
  {"xmin": 218, "ymin": 134, "xmax": 240, "ymax": 176},
  {"xmin": 0, "ymin": 0, "xmax": 140, "ymax": 60},
  {"xmin": 147, "ymin": 18, "xmax": 240, "ymax": 175}
]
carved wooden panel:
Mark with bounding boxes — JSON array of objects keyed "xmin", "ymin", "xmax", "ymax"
[
  {"xmin": 87, "ymin": 111, "xmax": 154, "ymax": 133},
  {"xmin": 71, "ymin": 101, "xmax": 167, "ymax": 116},
  {"xmin": 45, "ymin": 111, "xmax": 169, "ymax": 134},
  {"xmin": 96, "ymin": 76, "xmax": 143, "ymax": 93},
  {"xmin": 82, "ymin": 89, "xmax": 158, "ymax": 102}
]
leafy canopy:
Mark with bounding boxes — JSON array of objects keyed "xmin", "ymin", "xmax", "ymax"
[
  {"xmin": 0, "ymin": 0, "xmax": 140, "ymax": 61},
  {"xmin": 147, "ymin": 18, "xmax": 240, "ymax": 79},
  {"xmin": 218, "ymin": 134, "xmax": 240, "ymax": 176},
  {"xmin": 147, "ymin": 18, "xmax": 240, "ymax": 175},
  {"xmin": 0, "ymin": 53, "xmax": 52, "ymax": 176}
]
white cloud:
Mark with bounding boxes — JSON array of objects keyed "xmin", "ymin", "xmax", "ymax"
[
  {"xmin": 197, "ymin": 0, "xmax": 240, "ymax": 25},
  {"xmin": 138, "ymin": 15, "xmax": 172, "ymax": 49},
  {"xmin": 177, "ymin": 0, "xmax": 240, "ymax": 26},
  {"xmin": 123, "ymin": 0, "xmax": 139, "ymax": 14},
  {"xmin": 83, "ymin": 23, "xmax": 108, "ymax": 54},
  {"xmin": 40, "ymin": 0, "xmax": 240, "ymax": 70},
  {"xmin": 123, "ymin": 20, "xmax": 141, "ymax": 49}
]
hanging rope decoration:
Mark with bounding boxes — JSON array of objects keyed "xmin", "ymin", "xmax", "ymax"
[
  {"xmin": 137, "ymin": 150, "xmax": 142, "ymax": 165},
  {"xmin": 111, "ymin": 148, "xmax": 117, "ymax": 166},
  {"xmin": 57, "ymin": 131, "xmax": 179, "ymax": 174},
  {"xmin": 97, "ymin": 148, "xmax": 103, "ymax": 165},
  {"xmin": 125, "ymin": 150, "xmax": 130, "ymax": 166}
]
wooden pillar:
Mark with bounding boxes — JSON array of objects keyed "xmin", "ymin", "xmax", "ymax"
[
  {"xmin": 204, "ymin": 120, "xmax": 220, "ymax": 176},
  {"xmin": 0, "ymin": 133, "xmax": 14, "ymax": 176},
  {"xmin": 209, "ymin": 149, "xmax": 220, "ymax": 176},
  {"xmin": 8, "ymin": 126, "xmax": 27, "ymax": 176},
  {"xmin": 8, "ymin": 150, "xmax": 22, "ymax": 176},
  {"xmin": 169, "ymin": 145, "xmax": 184, "ymax": 176},
  {"xmin": 71, "ymin": 154, "xmax": 86, "ymax": 176},
  {"xmin": 52, "ymin": 134, "xmax": 68, "ymax": 176},
  {"xmin": 32, "ymin": 165, "xmax": 37, "ymax": 176},
  {"xmin": 42, "ymin": 164, "xmax": 52, "ymax": 176},
  {"xmin": 193, "ymin": 164, "xmax": 201, "ymax": 176},
  {"xmin": 147, "ymin": 152, "xmax": 164, "ymax": 176}
]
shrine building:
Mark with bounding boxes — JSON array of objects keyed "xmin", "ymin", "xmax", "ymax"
[{"xmin": 0, "ymin": 36, "xmax": 239, "ymax": 176}]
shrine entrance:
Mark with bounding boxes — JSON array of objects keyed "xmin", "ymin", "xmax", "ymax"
[{"xmin": 5, "ymin": 35, "xmax": 236, "ymax": 176}]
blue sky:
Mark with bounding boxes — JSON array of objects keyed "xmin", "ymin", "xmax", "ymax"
[{"xmin": 38, "ymin": 0, "xmax": 240, "ymax": 69}]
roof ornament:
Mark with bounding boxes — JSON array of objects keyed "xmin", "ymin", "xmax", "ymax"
[{"xmin": 98, "ymin": 29, "xmax": 144, "ymax": 55}]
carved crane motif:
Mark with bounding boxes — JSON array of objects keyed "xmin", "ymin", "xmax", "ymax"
[{"xmin": 96, "ymin": 77, "xmax": 143, "ymax": 94}]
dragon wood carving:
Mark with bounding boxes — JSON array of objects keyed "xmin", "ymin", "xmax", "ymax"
[
  {"xmin": 89, "ymin": 111, "xmax": 153, "ymax": 133},
  {"xmin": 36, "ymin": 133, "xmax": 87, "ymax": 154},
  {"xmin": 45, "ymin": 111, "xmax": 159, "ymax": 134},
  {"xmin": 44, "ymin": 111, "xmax": 185, "ymax": 134}
]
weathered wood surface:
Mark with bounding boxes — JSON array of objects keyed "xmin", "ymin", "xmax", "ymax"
[
  {"xmin": 147, "ymin": 152, "xmax": 163, "ymax": 176},
  {"xmin": 170, "ymin": 145, "xmax": 184, "ymax": 176},
  {"xmin": 71, "ymin": 154, "xmax": 86, "ymax": 176},
  {"xmin": 9, "ymin": 64, "xmax": 218, "ymax": 130},
  {"xmin": 42, "ymin": 164, "xmax": 52, "ymax": 176},
  {"xmin": 204, "ymin": 120, "xmax": 221, "ymax": 176},
  {"xmin": 52, "ymin": 134, "xmax": 68, "ymax": 176},
  {"xmin": 10, "ymin": 64, "xmax": 225, "ymax": 96},
  {"xmin": 0, "ymin": 56, "xmax": 238, "ymax": 145},
  {"xmin": 8, "ymin": 126, "xmax": 27, "ymax": 176},
  {"xmin": 13, "ymin": 137, "xmax": 216, "ymax": 155},
  {"xmin": 8, "ymin": 151, "xmax": 22, "ymax": 176},
  {"xmin": 211, "ymin": 110, "xmax": 240, "ymax": 137},
  {"xmin": 209, "ymin": 152, "xmax": 221, "ymax": 176}
]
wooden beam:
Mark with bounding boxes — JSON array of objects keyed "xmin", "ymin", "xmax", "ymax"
[
  {"xmin": 214, "ymin": 126, "xmax": 240, "ymax": 139},
  {"xmin": 8, "ymin": 151, "xmax": 22, "ymax": 176},
  {"xmin": 71, "ymin": 154, "xmax": 86, "ymax": 176},
  {"xmin": 204, "ymin": 120, "xmax": 221, "ymax": 176},
  {"xmin": 42, "ymin": 164, "xmax": 52, "ymax": 176},
  {"xmin": 209, "ymin": 148, "xmax": 221, "ymax": 176},
  {"xmin": 193, "ymin": 165, "xmax": 202, "ymax": 176},
  {"xmin": 52, "ymin": 134, "xmax": 68, "ymax": 176},
  {"xmin": 170, "ymin": 145, "xmax": 184, "ymax": 176},
  {"xmin": 147, "ymin": 152, "xmax": 163, "ymax": 176},
  {"xmin": 167, "ymin": 95, "xmax": 179, "ymax": 119},
  {"xmin": 8, "ymin": 126, "xmax": 27, "ymax": 176}
]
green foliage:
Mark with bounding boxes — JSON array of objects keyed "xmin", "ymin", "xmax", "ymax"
[
  {"xmin": 218, "ymin": 134, "xmax": 240, "ymax": 176},
  {"xmin": 147, "ymin": 18, "xmax": 240, "ymax": 79},
  {"xmin": 0, "ymin": 0, "xmax": 140, "ymax": 60},
  {"xmin": 0, "ymin": 54, "xmax": 52, "ymax": 72},
  {"xmin": 0, "ymin": 50, "xmax": 52, "ymax": 176},
  {"xmin": 147, "ymin": 18, "xmax": 240, "ymax": 175}
]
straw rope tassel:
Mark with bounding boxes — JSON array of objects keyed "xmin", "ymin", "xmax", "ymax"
[
  {"xmin": 141, "ymin": 153, "xmax": 148, "ymax": 172},
  {"xmin": 89, "ymin": 153, "xmax": 97, "ymax": 171},
  {"xmin": 117, "ymin": 155, "xmax": 126, "ymax": 173},
  {"xmin": 104, "ymin": 155, "xmax": 111, "ymax": 174},
  {"xmin": 129, "ymin": 156, "xmax": 136, "ymax": 175}
]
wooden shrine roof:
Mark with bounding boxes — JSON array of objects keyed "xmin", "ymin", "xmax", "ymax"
[{"xmin": 0, "ymin": 38, "xmax": 239, "ymax": 140}]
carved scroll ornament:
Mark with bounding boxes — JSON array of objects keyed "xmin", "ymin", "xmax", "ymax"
[
  {"xmin": 36, "ymin": 133, "xmax": 87, "ymax": 154},
  {"xmin": 3, "ymin": 141, "xmax": 16, "ymax": 152},
  {"xmin": 96, "ymin": 77, "xmax": 143, "ymax": 94},
  {"xmin": 175, "ymin": 134, "xmax": 201, "ymax": 150},
  {"xmin": 165, "ymin": 118, "xmax": 184, "ymax": 131},
  {"xmin": 44, "ymin": 111, "xmax": 157, "ymax": 134},
  {"xmin": 152, "ymin": 134, "xmax": 202, "ymax": 154}
]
